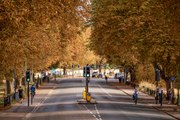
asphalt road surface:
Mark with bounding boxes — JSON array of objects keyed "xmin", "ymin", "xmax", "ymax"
[{"xmin": 0, "ymin": 78, "xmax": 176, "ymax": 120}]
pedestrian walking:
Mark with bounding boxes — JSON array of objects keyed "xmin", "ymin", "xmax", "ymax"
[
  {"xmin": 158, "ymin": 86, "xmax": 163, "ymax": 106},
  {"xmin": 167, "ymin": 89, "xmax": 172, "ymax": 104},
  {"xmin": 118, "ymin": 77, "xmax": 121, "ymax": 83},
  {"xmin": 158, "ymin": 86, "xmax": 163, "ymax": 97},
  {"xmin": 105, "ymin": 74, "xmax": 108, "ymax": 84},
  {"xmin": 18, "ymin": 86, "xmax": 23, "ymax": 103}
]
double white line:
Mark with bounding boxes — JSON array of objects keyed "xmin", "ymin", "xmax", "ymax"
[
  {"xmin": 23, "ymin": 86, "xmax": 56, "ymax": 120},
  {"xmin": 83, "ymin": 104, "xmax": 102, "ymax": 120}
]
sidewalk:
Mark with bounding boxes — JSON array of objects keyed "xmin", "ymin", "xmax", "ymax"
[
  {"xmin": 0, "ymin": 82, "xmax": 57, "ymax": 113},
  {"xmin": 109, "ymin": 82, "xmax": 180, "ymax": 120}
]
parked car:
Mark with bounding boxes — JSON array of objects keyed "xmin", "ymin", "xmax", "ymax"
[
  {"xmin": 114, "ymin": 72, "xmax": 123, "ymax": 79},
  {"xmin": 92, "ymin": 72, "xmax": 98, "ymax": 78},
  {"xmin": 109, "ymin": 71, "xmax": 114, "ymax": 76}
]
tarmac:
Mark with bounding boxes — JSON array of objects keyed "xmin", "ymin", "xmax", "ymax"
[
  {"xmin": 0, "ymin": 80, "xmax": 179, "ymax": 120},
  {"xmin": 109, "ymin": 82, "xmax": 180, "ymax": 120}
]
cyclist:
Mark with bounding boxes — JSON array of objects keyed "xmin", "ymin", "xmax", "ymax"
[
  {"xmin": 30, "ymin": 84, "xmax": 36, "ymax": 104},
  {"xmin": 133, "ymin": 88, "xmax": 138, "ymax": 104},
  {"xmin": 30, "ymin": 84, "xmax": 36, "ymax": 96}
]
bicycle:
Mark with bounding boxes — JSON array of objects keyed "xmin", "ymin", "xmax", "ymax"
[
  {"xmin": 31, "ymin": 91, "xmax": 35, "ymax": 105},
  {"xmin": 133, "ymin": 94, "xmax": 138, "ymax": 104}
]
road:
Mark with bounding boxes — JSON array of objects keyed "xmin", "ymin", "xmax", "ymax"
[{"xmin": 0, "ymin": 78, "xmax": 176, "ymax": 120}]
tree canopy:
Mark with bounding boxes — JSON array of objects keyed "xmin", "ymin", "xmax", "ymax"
[
  {"xmin": 0, "ymin": 0, "xmax": 93, "ymax": 80},
  {"xmin": 0, "ymin": 0, "xmax": 179, "ymax": 91},
  {"xmin": 89, "ymin": 0, "xmax": 180, "ymax": 88}
]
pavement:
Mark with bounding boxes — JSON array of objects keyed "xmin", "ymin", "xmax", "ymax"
[
  {"xmin": 0, "ymin": 82, "xmax": 57, "ymax": 114},
  {"xmin": 109, "ymin": 82, "xmax": 180, "ymax": 120}
]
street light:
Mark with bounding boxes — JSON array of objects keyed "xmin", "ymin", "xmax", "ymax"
[
  {"xmin": 177, "ymin": 84, "xmax": 180, "ymax": 106},
  {"xmin": 155, "ymin": 68, "xmax": 160, "ymax": 104},
  {"xmin": 26, "ymin": 70, "xmax": 30, "ymax": 107}
]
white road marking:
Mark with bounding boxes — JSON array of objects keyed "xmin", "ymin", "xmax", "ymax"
[
  {"xmin": 98, "ymin": 84, "xmax": 112, "ymax": 97},
  {"xmin": 83, "ymin": 104, "xmax": 102, "ymax": 120},
  {"xmin": 95, "ymin": 104, "xmax": 102, "ymax": 120},
  {"xmin": 23, "ymin": 86, "xmax": 56, "ymax": 120}
]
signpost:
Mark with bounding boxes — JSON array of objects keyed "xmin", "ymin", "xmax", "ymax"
[
  {"xmin": 177, "ymin": 83, "xmax": 180, "ymax": 106},
  {"xmin": 171, "ymin": 76, "xmax": 175, "ymax": 103},
  {"xmin": 26, "ymin": 70, "xmax": 30, "ymax": 106},
  {"xmin": 155, "ymin": 68, "xmax": 160, "ymax": 104},
  {"xmin": 83, "ymin": 66, "xmax": 90, "ymax": 101},
  {"xmin": 78, "ymin": 65, "xmax": 96, "ymax": 104},
  {"xmin": 72, "ymin": 64, "xmax": 74, "ymax": 78},
  {"xmin": 176, "ymin": 64, "xmax": 180, "ymax": 106}
]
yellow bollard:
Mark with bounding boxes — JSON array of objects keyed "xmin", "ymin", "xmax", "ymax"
[
  {"xmin": 87, "ymin": 93, "xmax": 91, "ymax": 102},
  {"xmin": 83, "ymin": 91, "xmax": 86, "ymax": 100}
]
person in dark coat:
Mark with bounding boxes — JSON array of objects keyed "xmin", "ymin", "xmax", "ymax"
[
  {"xmin": 167, "ymin": 89, "xmax": 172, "ymax": 104},
  {"xmin": 18, "ymin": 86, "xmax": 23, "ymax": 103}
]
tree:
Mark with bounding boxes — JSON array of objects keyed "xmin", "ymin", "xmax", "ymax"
[
  {"xmin": 89, "ymin": 0, "xmax": 180, "ymax": 91},
  {"xmin": 0, "ymin": 0, "xmax": 90, "ymax": 93}
]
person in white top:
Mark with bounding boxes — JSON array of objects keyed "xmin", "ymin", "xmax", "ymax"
[
  {"xmin": 158, "ymin": 86, "xmax": 163, "ymax": 106},
  {"xmin": 158, "ymin": 86, "xmax": 163, "ymax": 95}
]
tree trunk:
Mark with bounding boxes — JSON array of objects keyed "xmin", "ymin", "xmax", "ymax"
[
  {"xmin": 21, "ymin": 76, "xmax": 25, "ymax": 86},
  {"xmin": 124, "ymin": 68, "xmax": 128, "ymax": 82},
  {"xmin": 6, "ymin": 80, "xmax": 11, "ymax": 96},
  {"xmin": 129, "ymin": 67, "xmax": 136, "ymax": 83},
  {"xmin": 165, "ymin": 76, "xmax": 171, "ymax": 92},
  {"xmin": 157, "ymin": 65, "xmax": 171, "ymax": 93},
  {"xmin": 63, "ymin": 66, "xmax": 66, "ymax": 76},
  {"xmin": 99, "ymin": 65, "xmax": 102, "ymax": 73}
]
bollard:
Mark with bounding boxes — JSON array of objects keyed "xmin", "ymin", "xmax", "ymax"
[
  {"xmin": 87, "ymin": 93, "xmax": 91, "ymax": 102},
  {"xmin": 82, "ymin": 91, "xmax": 86, "ymax": 100}
]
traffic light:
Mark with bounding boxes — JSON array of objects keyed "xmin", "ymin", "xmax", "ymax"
[
  {"xmin": 83, "ymin": 67, "xmax": 86, "ymax": 77},
  {"xmin": 86, "ymin": 66, "xmax": 90, "ymax": 77},
  {"xmin": 26, "ymin": 70, "xmax": 30, "ymax": 82},
  {"xmin": 83, "ymin": 66, "xmax": 90, "ymax": 77}
]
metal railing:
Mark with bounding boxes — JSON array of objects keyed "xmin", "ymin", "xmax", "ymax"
[{"xmin": 0, "ymin": 92, "xmax": 20, "ymax": 107}]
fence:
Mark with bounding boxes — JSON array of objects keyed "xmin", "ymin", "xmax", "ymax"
[{"xmin": 0, "ymin": 92, "xmax": 19, "ymax": 108}]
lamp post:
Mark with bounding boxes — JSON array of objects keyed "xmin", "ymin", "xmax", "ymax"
[
  {"xmin": 171, "ymin": 76, "xmax": 175, "ymax": 103},
  {"xmin": 177, "ymin": 85, "xmax": 180, "ymax": 106},
  {"xmin": 176, "ymin": 64, "xmax": 180, "ymax": 106},
  {"xmin": 155, "ymin": 68, "xmax": 160, "ymax": 104}
]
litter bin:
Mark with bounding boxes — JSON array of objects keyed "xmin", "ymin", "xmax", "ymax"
[
  {"xmin": 83, "ymin": 91, "xmax": 86, "ymax": 100},
  {"xmin": 87, "ymin": 93, "xmax": 91, "ymax": 102}
]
